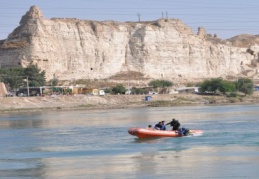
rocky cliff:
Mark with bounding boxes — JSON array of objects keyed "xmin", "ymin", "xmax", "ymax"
[{"xmin": 0, "ymin": 6, "xmax": 259, "ymax": 83}]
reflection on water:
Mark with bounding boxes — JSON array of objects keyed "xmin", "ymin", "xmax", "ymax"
[
  {"xmin": 133, "ymin": 137, "xmax": 164, "ymax": 144},
  {"xmin": 1, "ymin": 104, "xmax": 259, "ymax": 178}
]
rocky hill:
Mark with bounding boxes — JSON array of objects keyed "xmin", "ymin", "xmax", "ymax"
[{"xmin": 0, "ymin": 6, "xmax": 259, "ymax": 84}]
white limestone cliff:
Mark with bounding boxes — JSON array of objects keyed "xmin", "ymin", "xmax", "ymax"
[{"xmin": 0, "ymin": 6, "xmax": 259, "ymax": 83}]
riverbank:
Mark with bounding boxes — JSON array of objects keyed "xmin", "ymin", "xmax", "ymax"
[{"xmin": 1, "ymin": 92, "xmax": 259, "ymax": 112}]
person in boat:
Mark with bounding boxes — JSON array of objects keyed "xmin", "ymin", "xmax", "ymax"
[
  {"xmin": 177, "ymin": 127, "xmax": 190, "ymax": 136},
  {"xmin": 154, "ymin": 121, "xmax": 162, "ymax": 130},
  {"xmin": 147, "ymin": 125, "xmax": 153, "ymax": 130},
  {"xmin": 160, "ymin": 121, "xmax": 166, "ymax": 130},
  {"xmin": 166, "ymin": 118, "xmax": 180, "ymax": 131}
]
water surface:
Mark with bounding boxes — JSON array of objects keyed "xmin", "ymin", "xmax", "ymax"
[{"xmin": 1, "ymin": 104, "xmax": 259, "ymax": 178}]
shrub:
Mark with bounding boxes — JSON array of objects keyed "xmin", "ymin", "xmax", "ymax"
[
  {"xmin": 236, "ymin": 78, "xmax": 254, "ymax": 95},
  {"xmin": 149, "ymin": 80, "xmax": 173, "ymax": 88},
  {"xmin": 112, "ymin": 84, "xmax": 127, "ymax": 94},
  {"xmin": 199, "ymin": 78, "xmax": 235, "ymax": 94},
  {"xmin": 227, "ymin": 92, "xmax": 237, "ymax": 97}
]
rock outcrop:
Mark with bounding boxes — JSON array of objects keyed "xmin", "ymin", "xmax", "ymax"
[{"xmin": 0, "ymin": 6, "xmax": 259, "ymax": 83}]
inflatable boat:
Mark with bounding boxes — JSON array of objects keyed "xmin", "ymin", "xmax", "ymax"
[{"xmin": 128, "ymin": 127, "xmax": 203, "ymax": 139}]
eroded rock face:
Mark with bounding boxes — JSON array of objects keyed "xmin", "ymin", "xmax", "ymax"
[{"xmin": 0, "ymin": 6, "xmax": 259, "ymax": 82}]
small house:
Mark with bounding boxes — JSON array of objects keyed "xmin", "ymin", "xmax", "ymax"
[{"xmin": 176, "ymin": 87, "xmax": 200, "ymax": 93}]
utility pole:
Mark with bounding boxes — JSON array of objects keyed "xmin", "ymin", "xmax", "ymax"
[
  {"xmin": 127, "ymin": 76, "xmax": 130, "ymax": 95},
  {"xmin": 137, "ymin": 13, "xmax": 141, "ymax": 22},
  {"xmin": 26, "ymin": 76, "xmax": 29, "ymax": 96}
]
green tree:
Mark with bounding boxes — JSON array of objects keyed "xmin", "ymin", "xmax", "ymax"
[
  {"xmin": 148, "ymin": 80, "xmax": 173, "ymax": 88},
  {"xmin": 0, "ymin": 64, "xmax": 46, "ymax": 90},
  {"xmin": 24, "ymin": 63, "xmax": 46, "ymax": 87},
  {"xmin": 236, "ymin": 78, "xmax": 254, "ymax": 95},
  {"xmin": 112, "ymin": 84, "xmax": 127, "ymax": 94},
  {"xmin": 51, "ymin": 78, "xmax": 59, "ymax": 86},
  {"xmin": 0, "ymin": 67, "xmax": 24, "ymax": 90},
  {"xmin": 148, "ymin": 80, "xmax": 160, "ymax": 88},
  {"xmin": 199, "ymin": 78, "xmax": 222, "ymax": 93},
  {"xmin": 104, "ymin": 88, "xmax": 112, "ymax": 94},
  {"xmin": 199, "ymin": 78, "xmax": 236, "ymax": 94},
  {"xmin": 218, "ymin": 80, "xmax": 236, "ymax": 93}
]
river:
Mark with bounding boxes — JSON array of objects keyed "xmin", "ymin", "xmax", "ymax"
[{"xmin": 1, "ymin": 104, "xmax": 259, "ymax": 178}]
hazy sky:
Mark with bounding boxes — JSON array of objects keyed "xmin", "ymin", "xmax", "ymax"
[{"xmin": 1, "ymin": 0, "xmax": 259, "ymax": 40}]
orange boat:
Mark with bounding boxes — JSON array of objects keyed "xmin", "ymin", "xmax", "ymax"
[{"xmin": 128, "ymin": 127, "xmax": 203, "ymax": 139}]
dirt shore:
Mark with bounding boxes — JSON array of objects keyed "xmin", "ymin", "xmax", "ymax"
[{"xmin": 1, "ymin": 92, "xmax": 259, "ymax": 112}]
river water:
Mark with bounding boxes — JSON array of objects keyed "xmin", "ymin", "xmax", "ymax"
[{"xmin": 0, "ymin": 104, "xmax": 259, "ymax": 178}]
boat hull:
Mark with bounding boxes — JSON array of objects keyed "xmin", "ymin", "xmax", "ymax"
[{"xmin": 128, "ymin": 127, "xmax": 203, "ymax": 139}]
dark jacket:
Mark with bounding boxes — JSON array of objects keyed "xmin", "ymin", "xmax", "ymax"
[
  {"xmin": 166, "ymin": 119, "xmax": 180, "ymax": 130},
  {"xmin": 160, "ymin": 124, "xmax": 166, "ymax": 130},
  {"xmin": 154, "ymin": 123, "xmax": 162, "ymax": 130}
]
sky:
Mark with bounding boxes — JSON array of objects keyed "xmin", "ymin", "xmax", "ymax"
[{"xmin": 1, "ymin": 0, "xmax": 259, "ymax": 40}]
